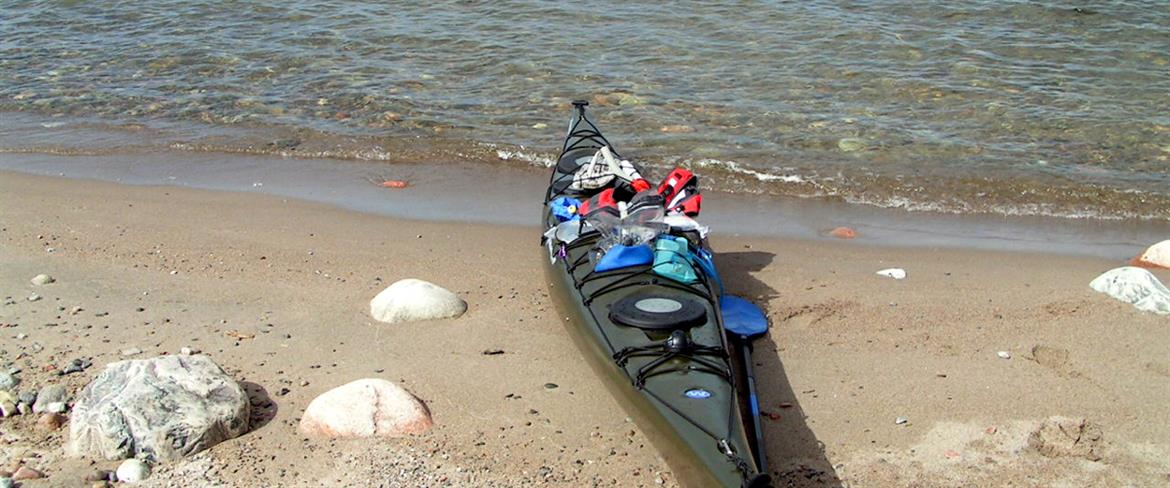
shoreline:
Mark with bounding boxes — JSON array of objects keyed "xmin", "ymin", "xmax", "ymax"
[
  {"xmin": 2, "ymin": 144, "xmax": 1168, "ymax": 262},
  {"xmin": 2, "ymin": 171, "xmax": 1168, "ymax": 486}
]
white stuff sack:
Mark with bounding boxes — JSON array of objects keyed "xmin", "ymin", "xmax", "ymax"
[{"xmin": 569, "ymin": 146, "xmax": 643, "ymax": 191}]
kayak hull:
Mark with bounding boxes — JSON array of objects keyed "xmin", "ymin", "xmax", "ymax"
[{"xmin": 543, "ymin": 258, "xmax": 732, "ymax": 488}]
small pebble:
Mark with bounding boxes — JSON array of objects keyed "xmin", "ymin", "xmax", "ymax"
[
  {"xmin": 544, "ymin": 383, "xmax": 559, "ymax": 390},
  {"xmin": 31, "ymin": 274, "xmax": 55, "ymax": 285},
  {"xmin": 482, "ymin": 349, "xmax": 505, "ymax": 355},
  {"xmin": 121, "ymin": 347, "xmax": 143, "ymax": 357},
  {"xmin": 85, "ymin": 470, "xmax": 113, "ymax": 482},
  {"xmin": 895, "ymin": 417, "xmax": 909, "ymax": 425},
  {"xmin": 997, "ymin": 351, "xmax": 1011, "ymax": 360},
  {"xmin": 28, "ymin": 293, "xmax": 42, "ymax": 302}
]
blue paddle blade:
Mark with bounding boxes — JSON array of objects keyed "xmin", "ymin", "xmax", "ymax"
[{"xmin": 721, "ymin": 295, "xmax": 769, "ymax": 337}]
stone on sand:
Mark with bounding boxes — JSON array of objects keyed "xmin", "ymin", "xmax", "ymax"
[
  {"xmin": 370, "ymin": 279, "xmax": 467, "ymax": 324},
  {"xmin": 115, "ymin": 459, "xmax": 151, "ymax": 483},
  {"xmin": 299, "ymin": 378, "xmax": 433, "ymax": 438},
  {"xmin": 12, "ymin": 466, "xmax": 44, "ymax": 481},
  {"xmin": 37, "ymin": 412, "xmax": 66, "ymax": 431},
  {"xmin": 0, "ymin": 394, "xmax": 16, "ymax": 417},
  {"xmin": 31, "ymin": 274, "xmax": 55, "ymax": 285},
  {"xmin": 67, "ymin": 355, "xmax": 250, "ymax": 461},
  {"xmin": 1028, "ymin": 416, "xmax": 1103, "ymax": 461},
  {"xmin": 32, "ymin": 384, "xmax": 68, "ymax": 414},
  {"xmin": 1131, "ymin": 239, "xmax": 1170, "ymax": 269},
  {"xmin": 876, "ymin": 268, "xmax": 907, "ymax": 280},
  {"xmin": 0, "ymin": 371, "xmax": 18, "ymax": 391},
  {"xmin": 1089, "ymin": 266, "xmax": 1170, "ymax": 315}
]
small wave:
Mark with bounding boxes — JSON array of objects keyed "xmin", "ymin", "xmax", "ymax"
[
  {"xmin": 495, "ymin": 148, "xmax": 554, "ymax": 168},
  {"xmin": 690, "ymin": 158, "xmax": 807, "ymax": 183}
]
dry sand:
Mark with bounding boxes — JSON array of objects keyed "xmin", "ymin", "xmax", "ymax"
[{"xmin": 1, "ymin": 171, "xmax": 1168, "ymax": 487}]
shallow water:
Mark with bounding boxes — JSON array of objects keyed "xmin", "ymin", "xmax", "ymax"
[{"xmin": 2, "ymin": 1, "xmax": 1169, "ymax": 220}]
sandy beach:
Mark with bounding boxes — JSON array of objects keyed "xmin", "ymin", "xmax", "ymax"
[{"xmin": 2, "ymin": 170, "xmax": 1168, "ymax": 487}]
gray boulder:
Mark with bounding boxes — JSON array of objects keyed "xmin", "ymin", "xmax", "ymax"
[
  {"xmin": 0, "ymin": 371, "xmax": 18, "ymax": 392},
  {"xmin": 67, "ymin": 355, "xmax": 250, "ymax": 462},
  {"xmin": 32, "ymin": 384, "xmax": 68, "ymax": 413}
]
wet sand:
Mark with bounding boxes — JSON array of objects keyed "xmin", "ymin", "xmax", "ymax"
[{"xmin": 1, "ymin": 170, "xmax": 1168, "ymax": 487}]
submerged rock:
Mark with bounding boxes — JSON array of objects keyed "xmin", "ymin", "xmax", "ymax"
[
  {"xmin": 299, "ymin": 378, "xmax": 432, "ymax": 438},
  {"xmin": 837, "ymin": 138, "xmax": 867, "ymax": 152},
  {"xmin": 1089, "ymin": 267, "xmax": 1170, "ymax": 315},
  {"xmin": 828, "ymin": 227, "xmax": 857, "ymax": 239},
  {"xmin": 369, "ymin": 279, "xmax": 466, "ymax": 324},
  {"xmin": 67, "ymin": 355, "xmax": 250, "ymax": 461}
]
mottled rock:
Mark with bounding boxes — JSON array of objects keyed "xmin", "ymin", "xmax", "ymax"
[
  {"xmin": 0, "ymin": 477, "xmax": 11, "ymax": 488},
  {"xmin": 1131, "ymin": 240, "xmax": 1170, "ymax": 269},
  {"xmin": 1028, "ymin": 416, "xmax": 1103, "ymax": 461},
  {"xmin": 299, "ymin": 379, "xmax": 432, "ymax": 438},
  {"xmin": 369, "ymin": 279, "xmax": 467, "ymax": 324},
  {"xmin": 67, "ymin": 355, "xmax": 250, "ymax": 461},
  {"xmin": 115, "ymin": 459, "xmax": 150, "ymax": 483},
  {"xmin": 1089, "ymin": 266, "xmax": 1170, "ymax": 315},
  {"xmin": 31, "ymin": 274, "xmax": 55, "ymax": 285},
  {"xmin": 33, "ymin": 385, "xmax": 68, "ymax": 414}
]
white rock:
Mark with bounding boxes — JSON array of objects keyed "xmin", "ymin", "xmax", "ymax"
[
  {"xmin": 47, "ymin": 401, "xmax": 68, "ymax": 413},
  {"xmin": 120, "ymin": 347, "xmax": 143, "ymax": 357},
  {"xmin": 27, "ymin": 293, "xmax": 41, "ymax": 302},
  {"xmin": 895, "ymin": 417, "xmax": 908, "ymax": 425},
  {"xmin": 1089, "ymin": 267, "xmax": 1170, "ymax": 315},
  {"xmin": 876, "ymin": 268, "xmax": 907, "ymax": 280},
  {"xmin": 31, "ymin": 274, "xmax": 55, "ymax": 285},
  {"xmin": 67, "ymin": 355, "xmax": 250, "ymax": 461},
  {"xmin": 1133, "ymin": 240, "xmax": 1170, "ymax": 269},
  {"xmin": 299, "ymin": 378, "xmax": 433, "ymax": 438},
  {"xmin": 369, "ymin": 279, "xmax": 467, "ymax": 324},
  {"xmin": 116, "ymin": 458, "xmax": 151, "ymax": 483},
  {"xmin": 997, "ymin": 351, "xmax": 1012, "ymax": 359}
]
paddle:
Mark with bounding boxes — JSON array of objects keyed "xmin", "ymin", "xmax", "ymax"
[{"xmin": 720, "ymin": 294, "xmax": 771, "ymax": 476}]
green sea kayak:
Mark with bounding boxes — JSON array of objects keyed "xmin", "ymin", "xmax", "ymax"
[{"xmin": 541, "ymin": 101, "xmax": 771, "ymax": 488}]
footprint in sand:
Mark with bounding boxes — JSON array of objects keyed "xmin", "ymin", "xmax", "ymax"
[{"xmin": 1028, "ymin": 344, "xmax": 1081, "ymax": 378}]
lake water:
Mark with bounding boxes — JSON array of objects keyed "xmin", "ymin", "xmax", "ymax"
[{"xmin": 2, "ymin": 1, "xmax": 1168, "ymax": 221}]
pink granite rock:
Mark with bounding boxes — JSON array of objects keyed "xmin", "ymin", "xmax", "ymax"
[
  {"xmin": 299, "ymin": 379, "xmax": 432, "ymax": 438},
  {"xmin": 1131, "ymin": 240, "xmax": 1170, "ymax": 269}
]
